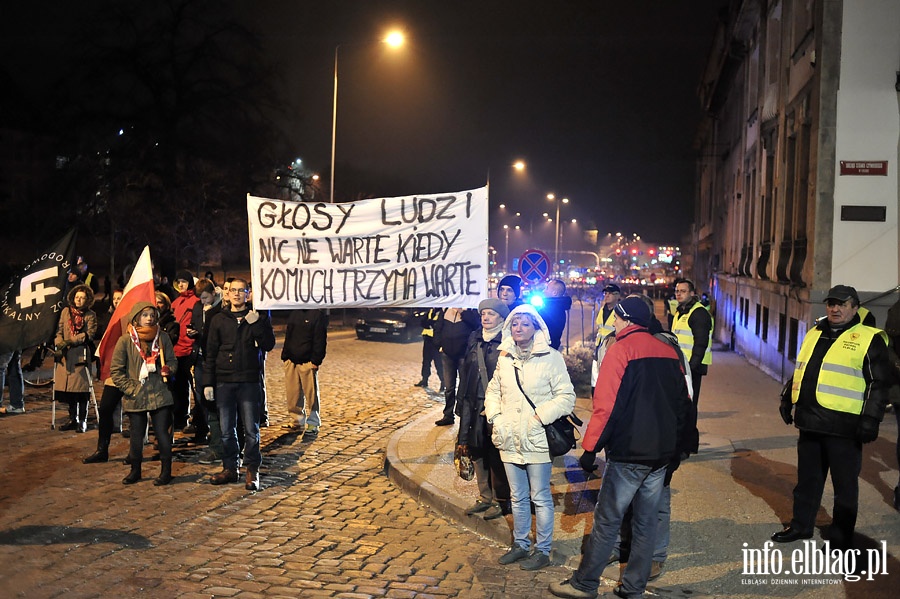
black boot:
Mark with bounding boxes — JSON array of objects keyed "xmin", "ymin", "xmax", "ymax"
[
  {"xmin": 123, "ymin": 462, "xmax": 141, "ymax": 484},
  {"xmin": 154, "ymin": 458, "xmax": 172, "ymax": 486},
  {"xmin": 83, "ymin": 438, "xmax": 110, "ymax": 464}
]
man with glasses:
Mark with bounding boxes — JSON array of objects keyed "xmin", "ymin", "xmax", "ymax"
[
  {"xmin": 671, "ymin": 277, "xmax": 712, "ymax": 454},
  {"xmin": 773, "ymin": 285, "xmax": 892, "ymax": 550},
  {"xmin": 203, "ymin": 278, "xmax": 275, "ymax": 491}
]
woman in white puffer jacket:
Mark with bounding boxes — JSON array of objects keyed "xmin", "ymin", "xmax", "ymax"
[{"xmin": 484, "ymin": 304, "xmax": 576, "ymax": 571}]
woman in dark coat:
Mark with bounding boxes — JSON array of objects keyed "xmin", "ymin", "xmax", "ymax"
[
  {"xmin": 54, "ymin": 284, "xmax": 98, "ymax": 432},
  {"xmin": 456, "ymin": 298, "xmax": 511, "ymax": 521}
]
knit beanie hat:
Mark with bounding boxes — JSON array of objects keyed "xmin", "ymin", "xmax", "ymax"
[
  {"xmin": 614, "ymin": 296, "xmax": 651, "ymax": 327},
  {"xmin": 175, "ymin": 270, "xmax": 195, "ymax": 290},
  {"xmin": 478, "ymin": 298, "xmax": 510, "ymax": 319},
  {"xmin": 497, "ymin": 275, "xmax": 522, "ymax": 299}
]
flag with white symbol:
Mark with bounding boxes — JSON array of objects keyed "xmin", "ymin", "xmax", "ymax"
[{"xmin": 0, "ymin": 229, "xmax": 78, "ymax": 353}]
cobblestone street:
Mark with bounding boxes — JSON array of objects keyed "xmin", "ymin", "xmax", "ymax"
[{"xmin": 0, "ymin": 329, "xmax": 571, "ymax": 598}]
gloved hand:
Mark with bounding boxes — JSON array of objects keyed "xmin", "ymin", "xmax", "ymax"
[
  {"xmin": 857, "ymin": 416, "xmax": 880, "ymax": 444},
  {"xmin": 244, "ymin": 310, "xmax": 260, "ymax": 324},
  {"xmin": 779, "ymin": 399, "xmax": 794, "ymax": 425},
  {"xmin": 579, "ymin": 451, "xmax": 598, "ymax": 473},
  {"xmin": 664, "ymin": 458, "xmax": 681, "ymax": 486},
  {"xmin": 203, "ymin": 387, "xmax": 215, "ymax": 401}
]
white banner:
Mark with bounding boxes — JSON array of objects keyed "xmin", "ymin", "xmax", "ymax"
[{"xmin": 248, "ymin": 187, "xmax": 489, "ymax": 309}]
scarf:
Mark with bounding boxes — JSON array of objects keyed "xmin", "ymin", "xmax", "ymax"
[
  {"xmin": 513, "ymin": 338, "xmax": 534, "ymax": 362},
  {"xmin": 129, "ymin": 324, "xmax": 161, "ymax": 384},
  {"xmin": 482, "ymin": 324, "xmax": 503, "ymax": 342},
  {"xmin": 69, "ymin": 307, "xmax": 84, "ymax": 334}
]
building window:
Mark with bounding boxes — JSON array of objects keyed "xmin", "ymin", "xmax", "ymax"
[
  {"xmin": 788, "ymin": 317, "xmax": 799, "ymax": 361},
  {"xmin": 762, "ymin": 306, "xmax": 770, "ymax": 342},
  {"xmin": 778, "ymin": 312, "xmax": 786, "ymax": 352},
  {"xmin": 755, "ymin": 303, "xmax": 762, "ymax": 336}
]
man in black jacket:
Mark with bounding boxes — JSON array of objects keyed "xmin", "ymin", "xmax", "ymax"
[
  {"xmin": 773, "ymin": 285, "xmax": 893, "ymax": 550},
  {"xmin": 203, "ymin": 278, "xmax": 276, "ymax": 491},
  {"xmin": 281, "ymin": 309, "xmax": 328, "ymax": 438}
]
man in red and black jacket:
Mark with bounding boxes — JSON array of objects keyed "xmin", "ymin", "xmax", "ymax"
[{"xmin": 550, "ymin": 296, "xmax": 691, "ymax": 599}]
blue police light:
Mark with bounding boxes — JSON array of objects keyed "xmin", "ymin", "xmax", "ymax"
[{"xmin": 529, "ymin": 293, "xmax": 544, "ymax": 308}]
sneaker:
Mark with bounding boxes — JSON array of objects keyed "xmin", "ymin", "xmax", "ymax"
[
  {"xmin": 0, "ymin": 406, "xmax": 25, "ymax": 415},
  {"xmin": 548, "ymin": 579, "xmax": 595, "ymax": 599},
  {"xmin": 498, "ymin": 545, "xmax": 530, "ymax": 565},
  {"xmin": 302, "ymin": 426, "xmax": 319, "ymax": 439},
  {"xmin": 648, "ymin": 560, "xmax": 664, "ymax": 581},
  {"xmin": 465, "ymin": 500, "xmax": 493, "ymax": 515},
  {"xmin": 482, "ymin": 504, "xmax": 504, "ymax": 520},
  {"xmin": 197, "ymin": 449, "xmax": 219, "ymax": 465},
  {"xmin": 519, "ymin": 551, "xmax": 550, "ymax": 571}
]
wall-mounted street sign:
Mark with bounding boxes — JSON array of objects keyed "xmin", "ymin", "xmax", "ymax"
[{"xmin": 839, "ymin": 161, "xmax": 888, "ymax": 176}]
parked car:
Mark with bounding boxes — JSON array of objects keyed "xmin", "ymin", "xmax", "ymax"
[{"xmin": 355, "ymin": 308, "xmax": 423, "ymax": 342}]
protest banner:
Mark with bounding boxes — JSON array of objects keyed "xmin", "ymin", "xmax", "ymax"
[{"xmin": 247, "ymin": 187, "xmax": 489, "ymax": 309}]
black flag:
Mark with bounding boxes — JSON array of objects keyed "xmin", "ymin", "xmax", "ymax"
[{"xmin": 0, "ymin": 229, "xmax": 78, "ymax": 354}]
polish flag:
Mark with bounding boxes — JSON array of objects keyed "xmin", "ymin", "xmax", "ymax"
[{"xmin": 96, "ymin": 246, "xmax": 156, "ymax": 381}]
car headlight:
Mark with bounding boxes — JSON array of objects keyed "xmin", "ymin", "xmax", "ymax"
[{"xmin": 356, "ymin": 319, "xmax": 366, "ymax": 325}]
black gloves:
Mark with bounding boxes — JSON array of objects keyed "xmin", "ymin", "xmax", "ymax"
[
  {"xmin": 664, "ymin": 459, "xmax": 681, "ymax": 486},
  {"xmin": 857, "ymin": 416, "xmax": 880, "ymax": 444},
  {"xmin": 779, "ymin": 399, "xmax": 793, "ymax": 426},
  {"xmin": 579, "ymin": 451, "xmax": 598, "ymax": 473}
]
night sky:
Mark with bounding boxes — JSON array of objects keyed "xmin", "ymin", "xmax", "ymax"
[{"xmin": 3, "ymin": 0, "xmax": 726, "ymax": 250}]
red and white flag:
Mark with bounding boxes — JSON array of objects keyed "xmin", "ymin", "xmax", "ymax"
[{"xmin": 96, "ymin": 246, "xmax": 156, "ymax": 380}]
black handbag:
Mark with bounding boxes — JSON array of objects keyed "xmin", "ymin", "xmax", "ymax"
[{"xmin": 514, "ymin": 368, "xmax": 582, "ymax": 457}]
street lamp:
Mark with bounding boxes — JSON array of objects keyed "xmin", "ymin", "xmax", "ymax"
[
  {"xmin": 330, "ymin": 30, "xmax": 405, "ymax": 203},
  {"xmin": 503, "ymin": 223, "xmax": 521, "ymax": 273},
  {"xmin": 547, "ymin": 194, "xmax": 569, "ymax": 277}
]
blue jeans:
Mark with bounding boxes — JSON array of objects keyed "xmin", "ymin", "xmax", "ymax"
[
  {"xmin": 572, "ymin": 460, "xmax": 666, "ymax": 596},
  {"xmin": 0, "ymin": 351, "xmax": 24, "ymax": 410},
  {"xmin": 217, "ymin": 382, "xmax": 262, "ymax": 472},
  {"xmin": 614, "ymin": 484, "xmax": 671, "ymax": 562},
  {"xmin": 503, "ymin": 461, "xmax": 554, "ymax": 555}
]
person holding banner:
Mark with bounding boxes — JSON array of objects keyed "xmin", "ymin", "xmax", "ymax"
[
  {"xmin": 54, "ymin": 284, "xmax": 98, "ymax": 433},
  {"xmin": 111, "ymin": 302, "xmax": 178, "ymax": 485},
  {"xmin": 203, "ymin": 278, "xmax": 276, "ymax": 491}
]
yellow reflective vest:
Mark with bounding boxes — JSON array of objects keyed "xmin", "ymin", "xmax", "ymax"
[
  {"xmin": 595, "ymin": 308, "xmax": 616, "ymax": 346},
  {"xmin": 672, "ymin": 303, "xmax": 713, "ymax": 366},
  {"xmin": 791, "ymin": 323, "xmax": 888, "ymax": 414}
]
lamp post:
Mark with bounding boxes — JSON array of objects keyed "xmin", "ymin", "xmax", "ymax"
[
  {"xmin": 547, "ymin": 194, "xmax": 569, "ymax": 277},
  {"xmin": 503, "ymin": 223, "xmax": 521, "ymax": 273},
  {"xmin": 330, "ymin": 31, "xmax": 405, "ymax": 203}
]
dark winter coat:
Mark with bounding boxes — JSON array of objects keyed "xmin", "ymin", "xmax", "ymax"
[
  {"xmin": 434, "ymin": 309, "xmax": 480, "ymax": 359},
  {"xmin": 203, "ymin": 307, "xmax": 275, "ymax": 386},
  {"xmin": 788, "ymin": 314, "xmax": 893, "ymax": 438},
  {"xmin": 456, "ymin": 329, "xmax": 503, "ymax": 449},
  {"xmin": 584, "ymin": 324, "xmax": 692, "ymax": 467},
  {"xmin": 281, "ymin": 309, "xmax": 328, "ymax": 366}
]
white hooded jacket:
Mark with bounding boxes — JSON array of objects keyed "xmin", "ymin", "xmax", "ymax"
[{"xmin": 484, "ymin": 304, "xmax": 576, "ymax": 464}]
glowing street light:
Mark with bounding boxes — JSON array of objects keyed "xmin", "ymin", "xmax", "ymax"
[
  {"xmin": 547, "ymin": 193, "xmax": 569, "ymax": 276},
  {"xmin": 330, "ymin": 30, "xmax": 406, "ymax": 202}
]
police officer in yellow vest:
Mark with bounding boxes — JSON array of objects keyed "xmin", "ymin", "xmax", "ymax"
[
  {"xmin": 773, "ymin": 285, "xmax": 893, "ymax": 549},
  {"xmin": 672, "ymin": 278, "xmax": 712, "ymax": 453},
  {"xmin": 415, "ymin": 308, "xmax": 446, "ymax": 392},
  {"xmin": 591, "ymin": 284, "xmax": 622, "ymax": 393}
]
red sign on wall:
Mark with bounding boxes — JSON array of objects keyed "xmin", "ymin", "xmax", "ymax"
[{"xmin": 839, "ymin": 161, "xmax": 888, "ymax": 176}]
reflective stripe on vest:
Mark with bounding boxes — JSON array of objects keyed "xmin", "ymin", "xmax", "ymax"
[
  {"xmin": 672, "ymin": 303, "xmax": 713, "ymax": 365},
  {"xmin": 790, "ymin": 323, "xmax": 888, "ymax": 414},
  {"xmin": 595, "ymin": 309, "xmax": 616, "ymax": 346}
]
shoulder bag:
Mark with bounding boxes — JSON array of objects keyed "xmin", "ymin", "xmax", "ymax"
[{"xmin": 513, "ymin": 367, "xmax": 582, "ymax": 457}]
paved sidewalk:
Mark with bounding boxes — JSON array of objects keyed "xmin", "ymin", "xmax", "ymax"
[{"xmin": 385, "ymin": 347, "xmax": 900, "ymax": 598}]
